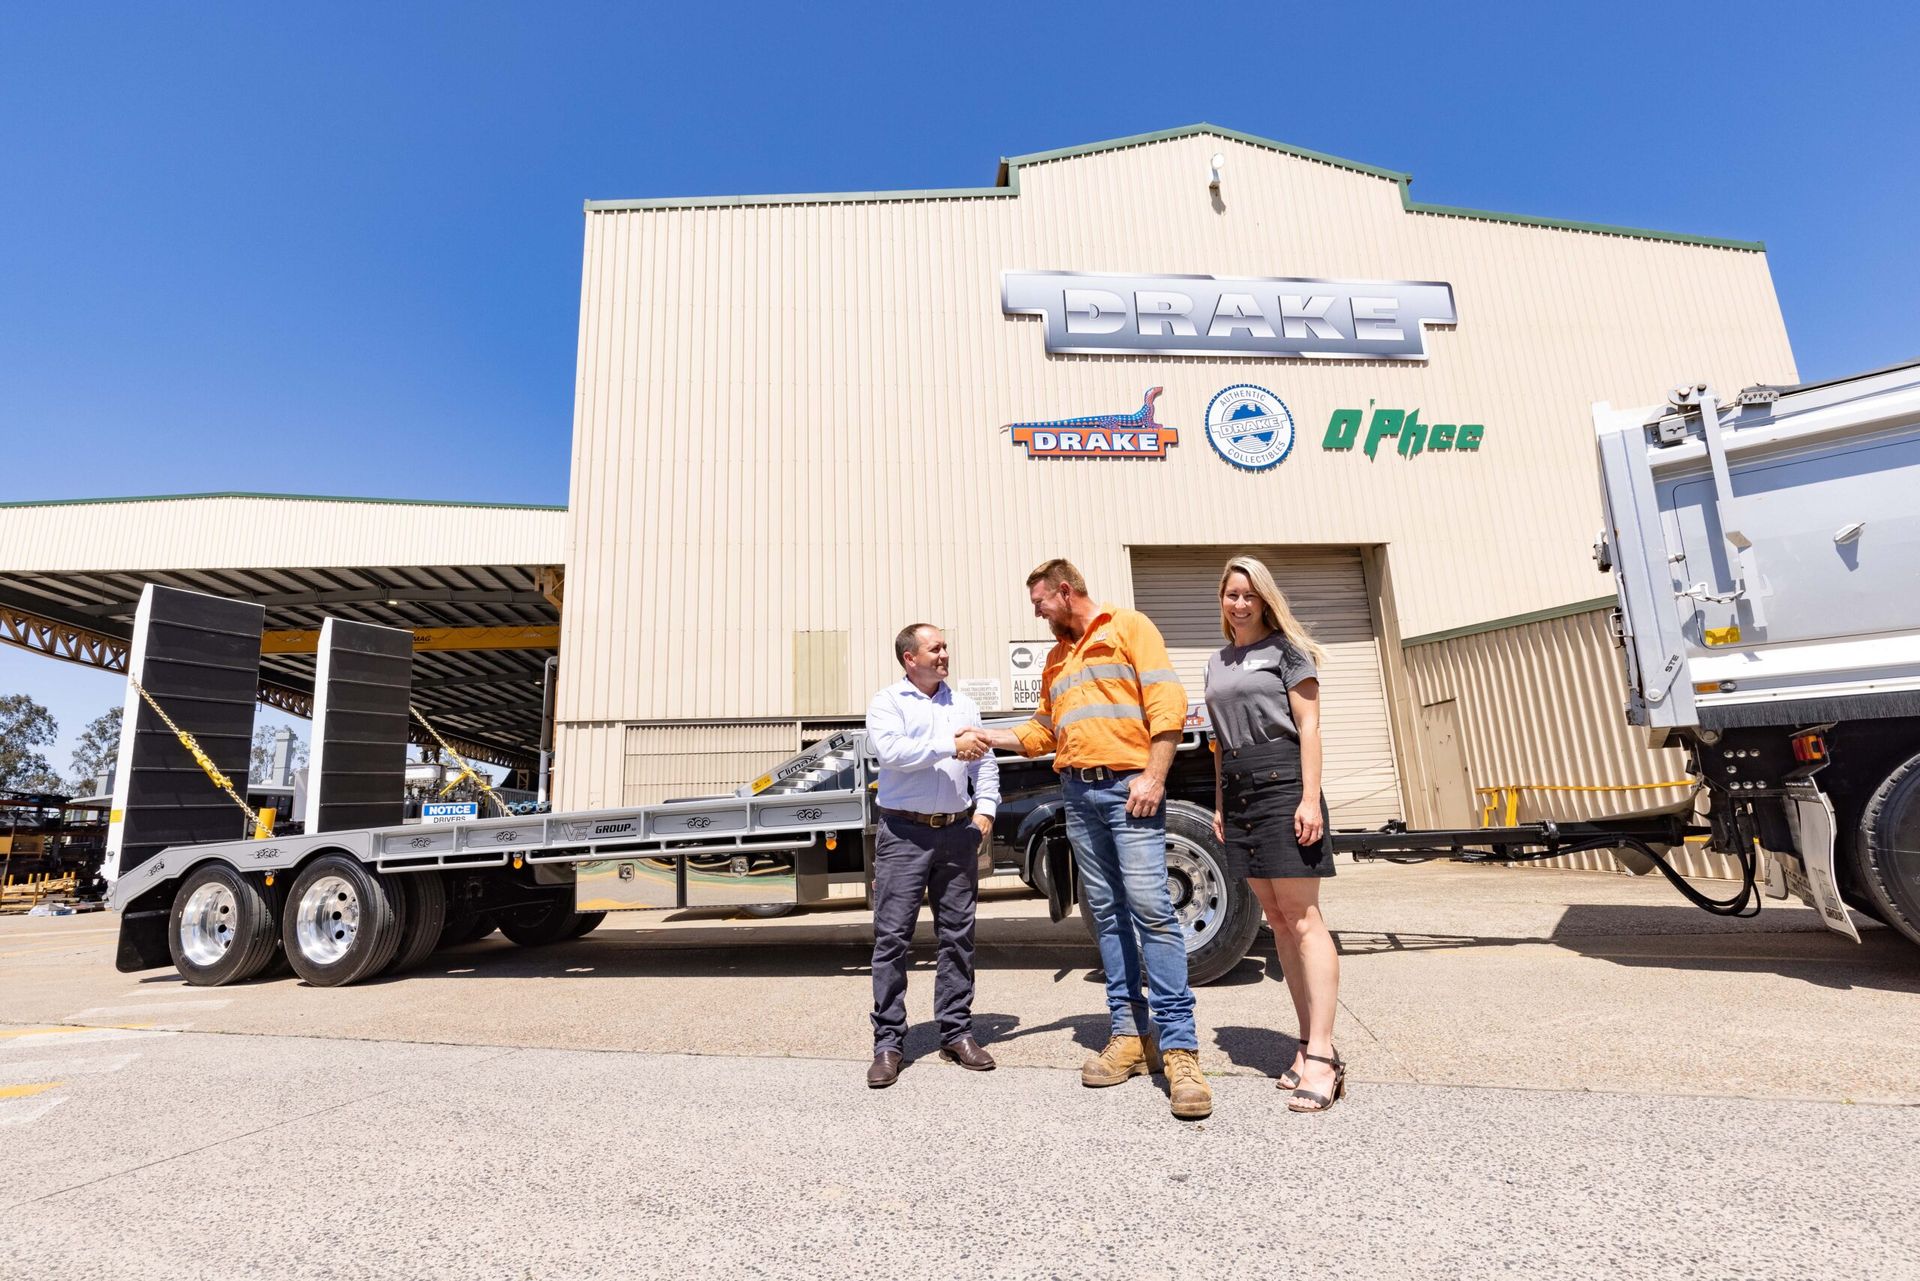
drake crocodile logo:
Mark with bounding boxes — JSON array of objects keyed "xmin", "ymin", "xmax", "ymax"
[{"xmin": 1006, "ymin": 388, "xmax": 1179, "ymax": 460}]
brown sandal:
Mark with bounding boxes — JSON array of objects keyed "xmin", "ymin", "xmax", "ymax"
[
  {"xmin": 1288, "ymin": 1051, "xmax": 1347, "ymax": 1113},
  {"xmin": 1276, "ymin": 1038, "xmax": 1316, "ymax": 1090}
]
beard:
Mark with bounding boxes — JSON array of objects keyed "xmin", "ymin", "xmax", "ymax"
[{"xmin": 1047, "ymin": 617, "xmax": 1074, "ymax": 641}]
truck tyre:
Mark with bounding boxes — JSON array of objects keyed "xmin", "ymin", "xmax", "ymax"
[
  {"xmin": 282, "ymin": 854, "xmax": 403, "ymax": 987},
  {"xmin": 1856, "ymin": 751, "xmax": 1920, "ymax": 949},
  {"xmin": 567, "ymin": 911, "xmax": 607, "ymax": 939},
  {"xmin": 1075, "ymin": 800, "xmax": 1260, "ymax": 987},
  {"xmin": 497, "ymin": 895, "xmax": 582, "ymax": 947},
  {"xmin": 168, "ymin": 863, "xmax": 279, "ymax": 987},
  {"xmin": 385, "ymin": 873, "xmax": 449, "ymax": 975}
]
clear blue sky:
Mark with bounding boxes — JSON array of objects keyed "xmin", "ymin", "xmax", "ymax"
[{"xmin": 3, "ymin": 2, "xmax": 1916, "ymax": 769}]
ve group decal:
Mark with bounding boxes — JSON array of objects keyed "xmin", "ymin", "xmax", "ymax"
[{"xmin": 1005, "ymin": 387, "xmax": 1179, "ymax": 459}]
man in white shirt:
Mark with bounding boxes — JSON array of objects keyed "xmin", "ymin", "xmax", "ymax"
[{"xmin": 862, "ymin": 623, "xmax": 1001, "ymax": 1088}]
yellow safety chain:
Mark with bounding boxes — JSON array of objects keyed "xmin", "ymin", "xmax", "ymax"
[
  {"xmin": 1477, "ymin": 779, "xmax": 1696, "ymax": 828},
  {"xmin": 410, "ymin": 705, "xmax": 514, "ymax": 817},
  {"xmin": 127, "ymin": 674, "xmax": 266, "ymax": 836}
]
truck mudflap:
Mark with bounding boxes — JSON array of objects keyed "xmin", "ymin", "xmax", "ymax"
[{"xmin": 1775, "ymin": 779, "xmax": 1860, "ymax": 942}]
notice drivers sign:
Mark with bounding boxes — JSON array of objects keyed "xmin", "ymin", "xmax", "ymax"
[{"xmin": 422, "ymin": 802, "xmax": 480, "ymax": 825}]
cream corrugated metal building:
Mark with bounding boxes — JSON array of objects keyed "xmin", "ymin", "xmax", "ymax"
[{"xmin": 554, "ymin": 124, "xmax": 1795, "ymax": 850}]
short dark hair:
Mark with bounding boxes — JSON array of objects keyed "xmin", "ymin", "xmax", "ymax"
[
  {"xmin": 894, "ymin": 623, "xmax": 938, "ymax": 666},
  {"xmin": 1026, "ymin": 558, "xmax": 1087, "ymax": 595}
]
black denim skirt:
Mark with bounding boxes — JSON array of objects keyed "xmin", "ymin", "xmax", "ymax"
[{"xmin": 1219, "ymin": 737, "xmax": 1334, "ymax": 879}]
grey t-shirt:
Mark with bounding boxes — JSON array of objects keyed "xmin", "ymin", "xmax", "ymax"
[{"xmin": 1204, "ymin": 633, "xmax": 1318, "ymax": 751}]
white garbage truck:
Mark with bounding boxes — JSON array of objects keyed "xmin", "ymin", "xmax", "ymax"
[{"xmin": 1592, "ymin": 358, "xmax": 1920, "ymax": 947}]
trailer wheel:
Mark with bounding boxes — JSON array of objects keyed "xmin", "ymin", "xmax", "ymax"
[
  {"xmin": 385, "ymin": 873, "xmax": 449, "ymax": 975},
  {"xmin": 1074, "ymin": 800, "xmax": 1260, "ymax": 987},
  {"xmin": 282, "ymin": 854, "xmax": 403, "ymax": 987},
  {"xmin": 168, "ymin": 863, "xmax": 279, "ymax": 987},
  {"xmin": 1857, "ymin": 751, "xmax": 1920, "ymax": 949},
  {"xmin": 497, "ymin": 895, "xmax": 582, "ymax": 947},
  {"xmin": 567, "ymin": 911, "xmax": 607, "ymax": 939}
]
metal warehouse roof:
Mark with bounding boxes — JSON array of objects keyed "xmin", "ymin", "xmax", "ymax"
[{"xmin": 0, "ymin": 493, "xmax": 567, "ymax": 771}]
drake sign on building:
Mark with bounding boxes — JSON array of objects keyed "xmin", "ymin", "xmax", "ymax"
[
  {"xmin": 1001, "ymin": 271, "xmax": 1459, "ymax": 360},
  {"xmin": 558, "ymin": 123, "xmax": 1793, "ymax": 837}
]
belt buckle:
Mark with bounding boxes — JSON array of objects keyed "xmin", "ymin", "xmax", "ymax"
[{"xmin": 928, "ymin": 813, "xmax": 948, "ymax": 828}]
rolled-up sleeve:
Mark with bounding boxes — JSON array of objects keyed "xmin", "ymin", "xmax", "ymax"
[
  {"xmin": 1011, "ymin": 677, "xmax": 1057, "ymax": 758},
  {"xmin": 1126, "ymin": 614, "xmax": 1189, "ymax": 737}
]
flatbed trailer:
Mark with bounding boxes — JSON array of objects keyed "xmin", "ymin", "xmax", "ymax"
[{"xmin": 121, "ymin": 348, "xmax": 1920, "ymax": 995}]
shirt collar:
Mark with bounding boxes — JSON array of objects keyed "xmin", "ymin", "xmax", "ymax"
[{"xmin": 894, "ymin": 677, "xmax": 949, "ymax": 701}]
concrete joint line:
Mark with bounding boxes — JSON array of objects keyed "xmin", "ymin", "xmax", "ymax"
[{"xmin": 0, "ymin": 1044, "xmax": 523, "ymax": 1213}]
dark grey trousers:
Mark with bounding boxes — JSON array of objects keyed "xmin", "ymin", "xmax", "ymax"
[{"xmin": 870, "ymin": 813, "xmax": 980, "ymax": 1052}]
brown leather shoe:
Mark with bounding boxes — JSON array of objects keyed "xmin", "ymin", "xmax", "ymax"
[
  {"xmin": 866, "ymin": 1050, "xmax": 903, "ymax": 1088},
  {"xmin": 938, "ymin": 1035, "xmax": 996, "ymax": 1071}
]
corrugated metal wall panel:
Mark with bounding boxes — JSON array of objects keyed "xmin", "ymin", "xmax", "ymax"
[
  {"xmin": 1402, "ymin": 606, "xmax": 1747, "ymax": 878},
  {"xmin": 0, "ymin": 498, "xmax": 564, "ymax": 571},
  {"xmin": 555, "ymin": 130, "xmax": 1795, "ymax": 808},
  {"xmin": 1131, "ymin": 545, "xmax": 1402, "ymax": 827},
  {"xmin": 620, "ymin": 721, "xmax": 801, "ymax": 805}
]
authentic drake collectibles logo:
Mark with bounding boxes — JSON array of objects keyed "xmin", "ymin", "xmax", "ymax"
[
  {"xmin": 1205, "ymin": 385, "xmax": 1295, "ymax": 471},
  {"xmin": 1003, "ymin": 271, "xmax": 1457, "ymax": 361},
  {"xmin": 1005, "ymin": 387, "xmax": 1179, "ymax": 459}
]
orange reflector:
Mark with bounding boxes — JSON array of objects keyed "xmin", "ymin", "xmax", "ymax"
[
  {"xmin": 825, "ymin": 835, "xmax": 838, "ymax": 850},
  {"xmin": 1693, "ymin": 682, "xmax": 1720, "ymax": 694},
  {"xmin": 512, "ymin": 856, "xmax": 523, "ymax": 869},
  {"xmin": 264, "ymin": 873, "xmax": 274, "ymax": 886},
  {"xmin": 1792, "ymin": 733, "xmax": 1827, "ymax": 763}
]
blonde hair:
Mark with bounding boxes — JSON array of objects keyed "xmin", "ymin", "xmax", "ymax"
[{"xmin": 1217, "ymin": 555, "xmax": 1327, "ymax": 667}]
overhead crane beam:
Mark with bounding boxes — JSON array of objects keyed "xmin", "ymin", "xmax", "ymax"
[{"xmin": 0, "ymin": 600, "xmax": 538, "ymax": 771}]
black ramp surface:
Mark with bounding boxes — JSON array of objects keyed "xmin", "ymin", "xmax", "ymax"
[
  {"xmin": 110, "ymin": 585, "xmax": 263, "ymax": 878},
  {"xmin": 306, "ymin": 617, "xmax": 413, "ymax": 833}
]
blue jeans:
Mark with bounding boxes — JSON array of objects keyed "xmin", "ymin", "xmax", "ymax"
[{"xmin": 1063, "ymin": 774, "xmax": 1198, "ymax": 1052}]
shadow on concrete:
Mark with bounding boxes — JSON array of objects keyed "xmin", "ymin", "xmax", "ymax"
[
  {"xmin": 1546, "ymin": 904, "xmax": 1920, "ymax": 993},
  {"xmin": 1212, "ymin": 1023, "xmax": 1304, "ymax": 1078}
]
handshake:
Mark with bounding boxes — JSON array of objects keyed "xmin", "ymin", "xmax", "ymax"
[{"xmin": 954, "ymin": 728, "xmax": 993, "ymax": 762}]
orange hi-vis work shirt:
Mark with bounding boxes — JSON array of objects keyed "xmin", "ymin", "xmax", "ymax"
[{"xmin": 1011, "ymin": 604, "xmax": 1189, "ymax": 772}]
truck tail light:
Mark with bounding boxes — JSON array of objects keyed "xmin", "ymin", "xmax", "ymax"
[{"xmin": 1791, "ymin": 733, "xmax": 1827, "ymax": 763}]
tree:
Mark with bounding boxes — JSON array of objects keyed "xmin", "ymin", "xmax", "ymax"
[
  {"xmin": 68, "ymin": 707, "xmax": 124, "ymax": 796},
  {"xmin": 250, "ymin": 724, "xmax": 310, "ymax": 784},
  {"xmin": 0, "ymin": 693, "xmax": 61, "ymax": 792}
]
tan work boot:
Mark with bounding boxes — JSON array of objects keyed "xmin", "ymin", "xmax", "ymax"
[
  {"xmin": 1081, "ymin": 1033, "xmax": 1163, "ymax": 1087},
  {"xmin": 1164, "ymin": 1049, "xmax": 1213, "ymax": 1119}
]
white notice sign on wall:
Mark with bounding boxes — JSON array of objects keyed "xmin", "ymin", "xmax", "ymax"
[
  {"xmin": 954, "ymin": 677, "xmax": 1002, "ymax": 712},
  {"xmin": 1006, "ymin": 640, "xmax": 1053, "ymax": 709}
]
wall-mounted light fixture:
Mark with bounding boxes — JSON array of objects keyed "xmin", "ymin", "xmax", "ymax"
[{"xmin": 1208, "ymin": 152, "xmax": 1225, "ymax": 191}]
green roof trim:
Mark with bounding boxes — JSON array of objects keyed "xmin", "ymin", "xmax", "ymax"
[
  {"xmin": 585, "ymin": 123, "xmax": 1764, "ymax": 252},
  {"xmin": 1402, "ymin": 596, "xmax": 1618, "ymax": 648},
  {"xmin": 0, "ymin": 491, "xmax": 566, "ymax": 513}
]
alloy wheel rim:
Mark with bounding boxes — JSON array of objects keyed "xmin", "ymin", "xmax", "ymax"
[
  {"xmin": 178, "ymin": 881, "xmax": 239, "ymax": 968},
  {"xmin": 295, "ymin": 875, "xmax": 361, "ymax": 966},
  {"xmin": 1164, "ymin": 836, "xmax": 1225, "ymax": 952}
]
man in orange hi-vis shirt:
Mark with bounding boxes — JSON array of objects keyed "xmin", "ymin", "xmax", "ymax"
[{"xmin": 975, "ymin": 558, "xmax": 1211, "ymax": 1120}]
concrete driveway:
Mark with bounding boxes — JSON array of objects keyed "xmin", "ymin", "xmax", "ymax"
[{"xmin": 2, "ymin": 861, "xmax": 1916, "ymax": 1279}]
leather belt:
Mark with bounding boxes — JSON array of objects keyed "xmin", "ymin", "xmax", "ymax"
[
  {"xmin": 1063, "ymin": 765, "xmax": 1132, "ymax": 783},
  {"xmin": 880, "ymin": 806, "xmax": 974, "ymax": 829}
]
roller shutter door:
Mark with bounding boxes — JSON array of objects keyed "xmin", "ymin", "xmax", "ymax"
[{"xmin": 1130, "ymin": 546, "xmax": 1403, "ymax": 827}]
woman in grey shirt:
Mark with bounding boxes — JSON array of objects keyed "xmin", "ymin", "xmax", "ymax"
[{"xmin": 1204, "ymin": 555, "xmax": 1345, "ymax": 1113}]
